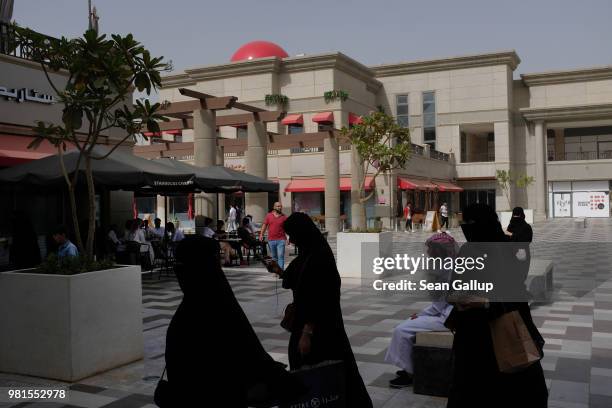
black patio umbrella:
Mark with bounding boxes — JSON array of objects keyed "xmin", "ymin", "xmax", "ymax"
[
  {"xmin": 153, "ymin": 158, "xmax": 278, "ymax": 193},
  {"xmin": 0, "ymin": 146, "xmax": 196, "ymax": 192}
]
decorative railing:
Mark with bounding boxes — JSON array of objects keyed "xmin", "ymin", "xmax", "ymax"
[
  {"xmin": 0, "ymin": 22, "xmax": 56, "ymax": 61},
  {"xmin": 548, "ymin": 151, "xmax": 612, "ymax": 161}
]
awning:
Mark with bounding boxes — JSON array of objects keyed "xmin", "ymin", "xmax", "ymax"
[
  {"xmin": 348, "ymin": 112, "xmax": 363, "ymax": 125},
  {"xmin": 0, "ymin": 134, "xmax": 61, "ymax": 167},
  {"xmin": 312, "ymin": 112, "xmax": 334, "ymax": 123},
  {"xmin": 285, "ymin": 176, "xmax": 374, "ymax": 192},
  {"xmin": 397, "ymin": 177, "xmax": 437, "ymax": 190},
  {"xmin": 433, "ymin": 180, "xmax": 463, "ymax": 192},
  {"xmin": 281, "ymin": 114, "xmax": 304, "ymax": 125}
]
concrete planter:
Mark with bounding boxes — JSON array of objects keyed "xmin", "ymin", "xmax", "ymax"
[
  {"xmin": 0, "ymin": 265, "xmax": 143, "ymax": 382},
  {"xmin": 336, "ymin": 231, "xmax": 393, "ymax": 279},
  {"xmin": 497, "ymin": 209, "xmax": 534, "ymax": 228}
]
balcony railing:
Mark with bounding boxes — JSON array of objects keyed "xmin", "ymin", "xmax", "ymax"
[
  {"xmin": 548, "ymin": 151, "xmax": 612, "ymax": 161},
  {"xmin": 0, "ymin": 22, "xmax": 55, "ymax": 61},
  {"xmin": 430, "ymin": 149, "xmax": 450, "ymax": 161},
  {"xmin": 290, "ymin": 146, "xmax": 324, "ymax": 154}
]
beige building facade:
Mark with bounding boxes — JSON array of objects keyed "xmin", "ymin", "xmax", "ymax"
[{"xmin": 153, "ymin": 45, "xmax": 612, "ymax": 225}]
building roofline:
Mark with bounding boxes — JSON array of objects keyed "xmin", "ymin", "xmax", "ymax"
[
  {"xmin": 161, "ymin": 52, "xmax": 382, "ymax": 92},
  {"xmin": 520, "ymin": 103, "xmax": 612, "ymax": 122},
  {"xmin": 370, "ymin": 50, "xmax": 521, "ymax": 77},
  {"xmin": 521, "ymin": 65, "xmax": 612, "ymax": 86}
]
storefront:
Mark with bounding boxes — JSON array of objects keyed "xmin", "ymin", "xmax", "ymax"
[{"xmin": 549, "ymin": 180, "xmax": 611, "ymax": 218}]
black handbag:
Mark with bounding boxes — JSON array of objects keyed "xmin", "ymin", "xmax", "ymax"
[
  {"xmin": 280, "ymin": 303, "xmax": 296, "ymax": 332},
  {"xmin": 153, "ymin": 367, "xmax": 171, "ymax": 407}
]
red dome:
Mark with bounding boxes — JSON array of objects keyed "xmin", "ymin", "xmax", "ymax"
[{"xmin": 230, "ymin": 41, "xmax": 289, "ymax": 62}]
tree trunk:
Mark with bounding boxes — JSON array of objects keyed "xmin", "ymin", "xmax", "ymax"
[
  {"xmin": 350, "ymin": 146, "xmax": 366, "ymax": 230},
  {"xmin": 59, "ymin": 147, "xmax": 84, "ymax": 253},
  {"xmin": 85, "ymin": 155, "xmax": 96, "ymax": 259}
]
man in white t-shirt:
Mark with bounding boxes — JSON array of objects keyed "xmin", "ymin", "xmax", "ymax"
[{"xmin": 439, "ymin": 202, "xmax": 449, "ymax": 229}]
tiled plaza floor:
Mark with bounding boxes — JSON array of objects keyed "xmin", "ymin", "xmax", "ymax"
[{"xmin": 2, "ymin": 218, "xmax": 612, "ymax": 407}]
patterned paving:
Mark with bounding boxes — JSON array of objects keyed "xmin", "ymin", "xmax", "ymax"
[{"xmin": 1, "ymin": 218, "xmax": 612, "ymax": 407}]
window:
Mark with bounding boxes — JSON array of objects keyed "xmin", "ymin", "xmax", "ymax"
[
  {"xmin": 318, "ymin": 123, "xmax": 334, "ymax": 132},
  {"xmin": 237, "ymin": 127, "xmax": 247, "ymax": 138},
  {"xmin": 423, "ymin": 91, "xmax": 436, "ymax": 149},
  {"xmin": 396, "ymin": 94, "xmax": 409, "ymax": 128},
  {"xmin": 288, "ymin": 124, "xmax": 303, "ymax": 134}
]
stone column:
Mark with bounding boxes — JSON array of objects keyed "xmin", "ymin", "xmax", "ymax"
[
  {"xmin": 193, "ymin": 108, "xmax": 217, "ymax": 219},
  {"xmin": 216, "ymin": 145, "xmax": 225, "ymax": 222},
  {"xmin": 534, "ymin": 120, "xmax": 547, "ymax": 221},
  {"xmin": 246, "ymin": 121, "xmax": 268, "ymax": 223},
  {"xmin": 324, "ymin": 133, "xmax": 340, "ymax": 236},
  {"xmin": 350, "ymin": 146, "xmax": 366, "ymax": 230}
]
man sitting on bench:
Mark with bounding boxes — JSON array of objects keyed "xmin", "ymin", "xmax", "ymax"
[
  {"xmin": 237, "ymin": 217, "xmax": 267, "ymax": 258},
  {"xmin": 385, "ymin": 232, "xmax": 457, "ymax": 388}
]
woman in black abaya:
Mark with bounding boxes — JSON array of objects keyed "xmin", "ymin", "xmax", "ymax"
[
  {"xmin": 265, "ymin": 212, "xmax": 373, "ymax": 408},
  {"xmin": 164, "ymin": 235, "xmax": 292, "ymax": 406},
  {"xmin": 446, "ymin": 203, "xmax": 547, "ymax": 408}
]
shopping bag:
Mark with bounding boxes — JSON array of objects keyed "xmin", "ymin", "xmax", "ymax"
[
  {"xmin": 489, "ymin": 310, "xmax": 541, "ymax": 373},
  {"xmin": 279, "ymin": 360, "xmax": 346, "ymax": 408}
]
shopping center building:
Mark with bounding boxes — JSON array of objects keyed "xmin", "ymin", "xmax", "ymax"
[{"xmin": 133, "ymin": 41, "xmax": 612, "ymax": 226}]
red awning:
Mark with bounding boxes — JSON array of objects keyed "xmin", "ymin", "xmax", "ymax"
[
  {"xmin": 0, "ymin": 135, "xmax": 62, "ymax": 167},
  {"xmin": 348, "ymin": 112, "xmax": 363, "ymax": 125},
  {"xmin": 397, "ymin": 177, "xmax": 437, "ymax": 190},
  {"xmin": 433, "ymin": 180, "xmax": 463, "ymax": 192},
  {"xmin": 281, "ymin": 114, "xmax": 304, "ymax": 125},
  {"xmin": 312, "ymin": 112, "xmax": 334, "ymax": 123},
  {"xmin": 285, "ymin": 176, "xmax": 374, "ymax": 192}
]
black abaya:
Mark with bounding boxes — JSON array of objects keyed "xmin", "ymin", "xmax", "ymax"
[{"xmin": 282, "ymin": 213, "xmax": 373, "ymax": 408}]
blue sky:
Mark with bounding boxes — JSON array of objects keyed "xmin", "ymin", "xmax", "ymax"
[{"xmin": 13, "ymin": 0, "xmax": 612, "ymax": 76}]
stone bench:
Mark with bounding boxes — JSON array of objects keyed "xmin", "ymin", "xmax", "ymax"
[
  {"xmin": 527, "ymin": 259, "xmax": 554, "ymax": 303},
  {"xmin": 575, "ymin": 217, "xmax": 587, "ymax": 228},
  {"xmin": 413, "ymin": 331, "xmax": 454, "ymax": 397}
]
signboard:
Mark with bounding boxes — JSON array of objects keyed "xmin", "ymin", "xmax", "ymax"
[
  {"xmin": 553, "ymin": 193, "xmax": 572, "ymax": 217},
  {"xmin": 0, "ymin": 85, "xmax": 55, "ymax": 104},
  {"xmin": 424, "ymin": 210, "xmax": 440, "ymax": 232},
  {"xmin": 572, "ymin": 191, "xmax": 609, "ymax": 218}
]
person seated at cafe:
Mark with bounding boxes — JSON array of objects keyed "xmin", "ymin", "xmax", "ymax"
[
  {"xmin": 237, "ymin": 217, "xmax": 267, "ymax": 257},
  {"xmin": 127, "ymin": 218, "xmax": 154, "ymax": 265},
  {"xmin": 166, "ymin": 222, "xmax": 185, "ymax": 242},
  {"xmin": 245, "ymin": 214, "xmax": 258, "ymax": 234},
  {"xmin": 52, "ymin": 225, "xmax": 79, "ymax": 259},
  {"xmin": 215, "ymin": 220, "xmax": 227, "ymax": 239},
  {"xmin": 151, "ymin": 218, "xmax": 165, "ymax": 239},
  {"xmin": 123, "ymin": 219, "xmax": 133, "ymax": 240},
  {"xmin": 202, "ymin": 217, "xmax": 216, "ymax": 238}
]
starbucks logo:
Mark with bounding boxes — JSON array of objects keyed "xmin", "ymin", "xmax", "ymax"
[{"xmin": 310, "ymin": 397, "xmax": 321, "ymax": 408}]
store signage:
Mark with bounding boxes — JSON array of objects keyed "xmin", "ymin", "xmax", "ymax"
[
  {"xmin": 553, "ymin": 193, "xmax": 571, "ymax": 217},
  {"xmin": 0, "ymin": 85, "xmax": 55, "ymax": 104},
  {"xmin": 572, "ymin": 191, "xmax": 609, "ymax": 218}
]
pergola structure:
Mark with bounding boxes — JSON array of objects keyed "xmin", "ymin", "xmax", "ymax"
[{"xmin": 148, "ymin": 88, "xmax": 350, "ymax": 235}]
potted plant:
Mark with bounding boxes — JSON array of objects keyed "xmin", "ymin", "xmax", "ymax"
[
  {"xmin": 264, "ymin": 93, "xmax": 289, "ymax": 108},
  {"xmin": 335, "ymin": 111, "xmax": 411, "ymax": 279},
  {"xmin": 495, "ymin": 170, "xmax": 535, "ymax": 226},
  {"xmin": 323, "ymin": 89, "xmax": 349, "ymax": 103},
  {"xmin": 0, "ymin": 26, "xmax": 170, "ymax": 381}
]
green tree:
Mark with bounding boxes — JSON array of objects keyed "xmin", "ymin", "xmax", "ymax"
[
  {"xmin": 341, "ymin": 111, "xmax": 411, "ymax": 229},
  {"xmin": 13, "ymin": 26, "xmax": 170, "ymax": 258},
  {"xmin": 496, "ymin": 170, "xmax": 535, "ymax": 209}
]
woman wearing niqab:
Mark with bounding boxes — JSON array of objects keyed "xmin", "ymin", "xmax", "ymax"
[
  {"xmin": 164, "ymin": 235, "xmax": 292, "ymax": 406},
  {"xmin": 276, "ymin": 212, "xmax": 373, "ymax": 408},
  {"xmin": 445, "ymin": 203, "xmax": 547, "ymax": 407}
]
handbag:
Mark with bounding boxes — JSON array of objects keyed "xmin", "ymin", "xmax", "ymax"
[
  {"xmin": 489, "ymin": 310, "xmax": 541, "ymax": 373},
  {"xmin": 280, "ymin": 302, "xmax": 296, "ymax": 332},
  {"xmin": 279, "ymin": 361, "xmax": 346, "ymax": 408},
  {"xmin": 153, "ymin": 366, "xmax": 171, "ymax": 407}
]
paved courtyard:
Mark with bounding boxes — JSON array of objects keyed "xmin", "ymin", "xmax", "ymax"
[{"xmin": 1, "ymin": 218, "xmax": 612, "ymax": 407}]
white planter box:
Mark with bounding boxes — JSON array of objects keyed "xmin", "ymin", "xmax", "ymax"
[
  {"xmin": 0, "ymin": 265, "xmax": 143, "ymax": 382},
  {"xmin": 497, "ymin": 209, "xmax": 534, "ymax": 228},
  {"xmin": 336, "ymin": 232, "xmax": 393, "ymax": 280}
]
